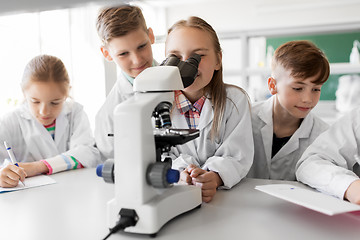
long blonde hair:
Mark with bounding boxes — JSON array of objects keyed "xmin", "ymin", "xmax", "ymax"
[{"xmin": 168, "ymin": 16, "xmax": 243, "ymax": 140}]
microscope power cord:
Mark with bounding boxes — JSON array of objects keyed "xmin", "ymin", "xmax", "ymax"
[{"xmin": 103, "ymin": 213, "xmax": 138, "ymax": 240}]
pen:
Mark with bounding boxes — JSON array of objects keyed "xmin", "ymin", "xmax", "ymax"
[{"xmin": 4, "ymin": 141, "xmax": 25, "ymax": 186}]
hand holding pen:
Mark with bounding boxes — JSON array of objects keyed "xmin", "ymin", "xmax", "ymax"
[{"xmin": 0, "ymin": 141, "xmax": 27, "ymax": 187}]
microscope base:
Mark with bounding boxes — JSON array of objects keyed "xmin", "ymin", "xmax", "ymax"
[{"xmin": 107, "ymin": 185, "xmax": 202, "ymax": 235}]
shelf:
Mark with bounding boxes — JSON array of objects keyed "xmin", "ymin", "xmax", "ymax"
[
  {"xmin": 330, "ymin": 63, "xmax": 360, "ymax": 74},
  {"xmin": 244, "ymin": 63, "xmax": 360, "ymax": 76}
]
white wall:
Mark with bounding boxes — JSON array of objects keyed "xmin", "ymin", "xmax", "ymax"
[
  {"xmin": 141, "ymin": 0, "xmax": 360, "ymax": 35},
  {"xmin": 0, "ymin": 0, "xmax": 131, "ymax": 15},
  {"xmin": 2, "ymin": 0, "xmax": 359, "ymax": 34}
]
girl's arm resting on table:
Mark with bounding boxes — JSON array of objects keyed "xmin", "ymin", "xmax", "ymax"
[
  {"xmin": 18, "ymin": 161, "xmax": 49, "ymax": 177},
  {"xmin": 40, "ymin": 154, "xmax": 83, "ymax": 175},
  {"xmin": 18, "ymin": 154, "xmax": 82, "ymax": 176}
]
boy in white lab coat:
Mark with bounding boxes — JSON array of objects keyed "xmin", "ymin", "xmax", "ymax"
[
  {"xmin": 296, "ymin": 108, "xmax": 360, "ymax": 205},
  {"xmin": 94, "ymin": 5, "xmax": 157, "ymax": 161},
  {"xmin": 247, "ymin": 40, "xmax": 330, "ymax": 180}
]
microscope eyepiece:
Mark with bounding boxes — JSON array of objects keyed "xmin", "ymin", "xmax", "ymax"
[
  {"xmin": 160, "ymin": 54, "xmax": 180, "ymax": 66},
  {"xmin": 160, "ymin": 53, "xmax": 201, "ymax": 88},
  {"xmin": 185, "ymin": 53, "xmax": 201, "ymax": 69}
]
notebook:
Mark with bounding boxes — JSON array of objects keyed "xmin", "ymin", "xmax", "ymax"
[
  {"xmin": 255, "ymin": 184, "xmax": 360, "ymax": 216},
  {"xmin": 0, "ymin": 175, "xmax": 56, "ymax": 193}
]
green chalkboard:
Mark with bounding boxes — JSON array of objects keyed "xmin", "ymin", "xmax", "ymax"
[{"xmin": 266, "ymin": 32, "xmax": 360, "ymax": 100}]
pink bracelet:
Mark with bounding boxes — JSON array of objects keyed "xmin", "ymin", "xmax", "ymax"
[{"xmin": 40, "ymin": 160, "xmax": 52, "ymax": 175}]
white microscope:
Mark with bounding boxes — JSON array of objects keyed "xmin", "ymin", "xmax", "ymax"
[{"xmin": 97, "ymin": 54, "xmax": 202, "ymax": 239}]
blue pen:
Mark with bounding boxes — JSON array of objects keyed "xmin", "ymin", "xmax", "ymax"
[{"xmin": 4, "ymin": 141, "xmax": 25, "ymax": 186}]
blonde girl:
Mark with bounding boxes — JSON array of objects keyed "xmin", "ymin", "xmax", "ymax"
[
  {"xmin": 166, "ymin": 16, "xmax": 254, "ymax": 202},
  {"xmin": 0, "ymin": 55, "xmax": 99, "ymax": 187}
]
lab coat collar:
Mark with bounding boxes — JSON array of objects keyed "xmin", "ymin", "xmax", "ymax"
[
  {"xmin": 19, "ymin": 102, "xmax": 59, "ymax": 153},
  {"xmin": 54, "ymin": 101, "xmax": 72, "ymax": 146},
  {"xmin": 198, "ymin": 98, "xmax": 214, "ymax": 130},
  {"xmin": 171, "ymin": 107, "xmax": 190, "ymax": 129},
  {"xmin": 257, "ymin": 96, "xmax": 315, "ymax": 161},
  {"xmin": 171, "ymin": 107, "xmax": 198, "ymax": 155},
  {"xmin": 170, "ymin": 96, "xmax": 213, "ymax": 157},
  {"xmin": 171, "ymin": 95, "xmax": 213, "ymax": 131},
  {"xmin": 271, "ymin": 108, "xmax": 315, "ymax": 160},
  {"xmin": 258, "ymin": 97, "xmax": 274, "ymax": 162},
  {"xmin": 117, "ymin": 73, "xmax": 134, "ymax": 96}
]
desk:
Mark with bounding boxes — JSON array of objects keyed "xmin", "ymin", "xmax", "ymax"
[{"xmin": 1, "ymin": 168, "xmax": 359, "ymax": 240}]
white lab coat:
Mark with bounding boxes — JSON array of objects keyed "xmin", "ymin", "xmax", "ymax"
[
  {"xmin": 94, "ymin": 72, "xmax": 134, "ymax": 161},
  {"xmin": 247, "ymin": 96, "xmax": 329, "ymax": 180},
  {"xmin": 0, "ymin": 100, "xmax": 100, "ymax": 167},
  {"xmin": 296, "ymin": 107, "xmax": 360, "ymax": 200},
  {"xmin": 95, "ymin": 60, "xmax": 159, "ymax": 162},
  {"xmin": 170, "ymin": 86, "xmax": 254, "ymax": 189}
]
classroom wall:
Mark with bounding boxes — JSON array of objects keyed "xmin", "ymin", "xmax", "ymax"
[
  {"xmin": 158, "ymin": 0, "xmax": 360, "ymax": 34},
  {"xmin": 1, "ymin": 0, "xmax": 359, "ymax": 102},
  {"xmin": 0, "ymin": 0, "xmax": 124, "ymax": 15},
  {"xmin": 146, "ymin": 0, "xmax": 360, "ymax": 101}
]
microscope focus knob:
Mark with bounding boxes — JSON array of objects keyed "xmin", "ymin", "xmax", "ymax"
[
  {"xmin": 96, "ymin": 159, "xmax": 115, "ymax": 183},
  {"xmin": 147, "ymin": 162, "xmax": 179, "ymax": 188}
]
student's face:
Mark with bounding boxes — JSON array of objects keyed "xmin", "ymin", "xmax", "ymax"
[
  {"xmin": 23, "ymin": 81, "xmax": 67, "ymax": 126},
  {"xmin": 270, "ymin": 66, "xmax": 323, "ymax": 119},
  {"xmin": 101, "ymin": 28, "xmax": 155, "ymax": 78},
  {"xmin": 165, "ymin": 27, "xmax": 221, "ymax": 102}
]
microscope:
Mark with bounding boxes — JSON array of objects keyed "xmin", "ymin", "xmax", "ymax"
[{"xmin": 97, "ymin": 54, "xmax": 202, "ymax": 238}]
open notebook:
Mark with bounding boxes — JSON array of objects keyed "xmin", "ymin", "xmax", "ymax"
[
  {"xmin": 0, "ymin": 175, "xmax": 56, "ymax": 193},
  {"xmin": 255, "ymin": 184, "xmax": 360, "ymax": 216}
]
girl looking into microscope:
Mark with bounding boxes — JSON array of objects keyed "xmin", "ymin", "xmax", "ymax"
[
  {"xmin": 165, "ymin": 16, "xmax": 254, "ymax": 202},
  {"xmin": 0, "ymin": 55, "xmax": 99, "ymax": 187}
]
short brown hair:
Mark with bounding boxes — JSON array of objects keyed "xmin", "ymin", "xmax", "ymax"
[
  {"xmin": 21, "ymin": 55, "xmax": 70, "ymax": 96},
  {"xmin": 272, "ymin": 40, "xmax": 330, "ymax": 85},
  {"xmin": 96, "ymin": 5, "xmax": 148, "ymax": 45}
]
